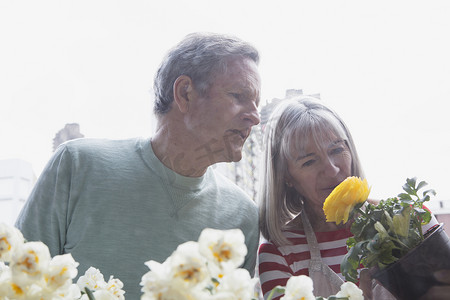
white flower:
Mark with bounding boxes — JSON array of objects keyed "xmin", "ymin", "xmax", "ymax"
[
  {"xmin": 141, "ymin": 259, "xmax": 172, "ymax": 296},
  {"xmin": 0, "ymin": 262, "xmax": 13, "ymax": 297},
  {"xmin": 0, "ymin": 260, "xmax": 9, "ymax": 276},
  {"xmin": 169, "ymin": 241, "xmax": 209, "ymax": 288},
  {"xmin": 141, "ymin": 248, "xmax": 209, "ymax": 300},
  {"xmin": 45, "ymin": 253, "xmax": 79, "ymax": 291},
  {"xmin": 214, "ymin": 268, "xmax": 258, "ymax": 300},
  {"xmin": 140, "ymin": 261, "xmax": 200, "ymax": 300},
  {"xmin": 53, "ymin": 283, "xmax": 82, "ymax": 300},
  {"xmin": 0, "ymin": 222, "xmax": 25, "ymax": 263},
  {"xmin": 0, "ymin": 262, "xmax": 37, "ymax": 300},
  {"xmin": 280, "ymin": 275, "xmax": 315, "ymax": 300},
  {"xmin": 17, "ymin": 282, "xmax": 44, "ymax": 300},
  {"xmin": 80, "ymin": 289, "xmax": 118, "ymax": 300},
  {"xmin": 198, "ymin": 228, "xmax": 247, "ymax": 271},
  {"xmin": 335, "ymin": 282, "xmax": 364, "ymax": 300},
  {"xmin": 10, "ymin": 241, "xmax": 51, "ymax": 285},
  {"xmin": 77, "ymin": 266, "xmax": 108, "ymax": 292},
  {"xmin": 141, "ymin": 259, "xmax": 194, "ymax": 300},
  {"xmin": 106, "ymin": 275, "xmax": 125, "ymax": 299}
]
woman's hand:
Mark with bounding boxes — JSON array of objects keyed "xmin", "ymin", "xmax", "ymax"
[{"xmin": 420, "ymin": 269, "xmax": 450, "ymax": 300}]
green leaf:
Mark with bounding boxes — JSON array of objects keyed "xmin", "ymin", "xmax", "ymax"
[
  {"xmin": 406, "ymin": 177, "xmax": 417, "ymax": 189},
  {"xmin": 398, "ymin": 193, "xmax": 412, "ymax": 200},
  {"xmin": 266, "ymin": 286, "xmax": 286, "ymax": 300},
  {"xmin": 392, "ymin": 206, "xmax": 411, "ymax": 237},
  {"xmin": 341, "ymin": 241, "xmax": 366, "ymax": 282},
  {"xmin": 367, "ymin": 233, "xmax": 382, "ymax": 253},
  {"xmin": 346, "ymin": 236, "xmax": 357, "ymax": 248},
  {"xmin": 375, "ymin": 241, "xmax": 399, "ymax": 266},
  {"xmin": 423, "ymin": 189, "xmax": 436, "ymax": 198},
  {"xmin": 382, "ymin": 210, "xmax": 394, "ymax": 230},
  {"xmin": 416, "ymin": 180, "xmax": 428, "ymax": 191},
  {"xmin": 374, "ymin": 221, "xmax": 389, "ymax": 238}
]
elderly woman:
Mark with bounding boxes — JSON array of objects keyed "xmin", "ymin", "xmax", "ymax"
[{"xmin": 257, "ymin": 96, "xmax": 397, "ymax": 299}]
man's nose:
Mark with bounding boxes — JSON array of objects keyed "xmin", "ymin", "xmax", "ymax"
[{"xmin": 242, "ymin": 103, "xmax": 261, "ymax": 126}]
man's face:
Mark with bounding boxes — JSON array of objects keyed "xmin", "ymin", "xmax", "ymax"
[{"xmin": 185, "ymin": 57, "xmax": 261, "ymax": 164}]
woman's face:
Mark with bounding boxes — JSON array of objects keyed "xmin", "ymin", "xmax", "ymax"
[{"xmin": 286, "ymin": 131, "xmax": 352, "ymax": 216}]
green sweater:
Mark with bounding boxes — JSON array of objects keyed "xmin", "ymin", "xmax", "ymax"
[{"xmin": 15, "ymin": 137, "xmax": 259, "ymax": 299}]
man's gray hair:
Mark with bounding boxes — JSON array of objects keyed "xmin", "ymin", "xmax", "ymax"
[{"xmin": 153, "ymin": 32, "xmax": 259, "ymax": 115}]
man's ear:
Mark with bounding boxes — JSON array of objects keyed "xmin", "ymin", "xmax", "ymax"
[{"xmin": 173, "ymin": 75, "xmax": 194, "ymax": 114}]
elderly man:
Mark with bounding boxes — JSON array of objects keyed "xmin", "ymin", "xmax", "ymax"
[{"xmin": 15, "ymin": 32, "xmax": 261, "ymax": 299}]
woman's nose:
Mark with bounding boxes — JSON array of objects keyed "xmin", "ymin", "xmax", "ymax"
[{"xmin": 323, "ymin": 158, "xmax": 340, "ymax": 177}]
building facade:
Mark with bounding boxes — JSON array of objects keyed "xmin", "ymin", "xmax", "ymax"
[{"xmin": 0, "ymin": 159, "xmax": 36, "ymax": 226}]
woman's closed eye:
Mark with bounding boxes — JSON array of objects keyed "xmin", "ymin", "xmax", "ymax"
[
  {"xmin": 330, "ymin": 146, "xmax": 345, "ymax": 155},
  {"xmin": 302, "ymin": 158, "xmax": 316, "ymax": 167}
]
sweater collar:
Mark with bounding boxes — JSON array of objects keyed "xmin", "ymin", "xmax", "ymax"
[{"xmin": 137, "ymin": 138, "xmax": 210, "ymax": 191}]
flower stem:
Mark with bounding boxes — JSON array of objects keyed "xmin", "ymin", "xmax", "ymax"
[
  {"xmin": 266, "ymin": 286, "xmax": 285, "ymax": 300},
  {"xmin": 357, "ymin": 207, "xmax": 367, "ymax": 218}
]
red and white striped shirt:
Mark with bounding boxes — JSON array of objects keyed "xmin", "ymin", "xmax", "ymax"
[
  {"xmin": 258, "ymin": 228, "xmax": 353, "ymax": 300},
  {"xmin": 258, "ymin": 214, "xmax": 440, "ymax": 300}
]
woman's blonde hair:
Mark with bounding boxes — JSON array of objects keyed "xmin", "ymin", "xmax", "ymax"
[{"xmin": 258, "ymin": 96, "xmax": 364, "ymax": 246}]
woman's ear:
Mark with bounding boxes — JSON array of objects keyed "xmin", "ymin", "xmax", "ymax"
[
  {"xmin": 285, "ymin": 176, "xmax": 293, "ymax": 187},
  {"xmin": 173, "ymin": 75, "xmax": 194, "ymax": 114}
]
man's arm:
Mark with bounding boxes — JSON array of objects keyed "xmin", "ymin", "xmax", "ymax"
[{"xmin": 15, "ymin": 145, "xmax": 73, "ymax": 257}]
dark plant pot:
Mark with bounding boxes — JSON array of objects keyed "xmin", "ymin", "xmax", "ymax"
[{"xmin": 372, "ymin": 224, "xmax": 450, "ymax": 300}]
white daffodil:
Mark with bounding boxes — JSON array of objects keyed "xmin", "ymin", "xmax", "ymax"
[
  {"xmin": 0, "ymin": 260, "xmax": 10, "ymax": 277},
  {"xmin": 141, "ymin": 287, "xmax": 195, "ymax": 300},
  {"xmin": 280, "ymin": 275, "xmax": 315, "ymax": 300},
  {"xmin": 80, "ymin": 288, "xmax": 118, "ymax": 300},
  {"xmin": 141, "ymin": 259, "xmax": 171, "ymax": 296},
  {"xmin": 335, "ymin": 282, "xmax": 364, "ymax": 299},
  {"xmin": 0, "ymin": 222, "xmax": 25, "ymax": 263},
  {"xmin": 10, "ymin": 241, "xmax": 51, "ymax": 285},
  {"xmin": 141, "ymin": 242, "xmax": 210, "ymax": 300},
  {"xmin": 19, "ymin": 282, "xmax": 45, "ymax": 300},
  {"xmin": 141, "ymin": 260, "xmax": 201, "ymax": 300},
  {"xmin": 214, "ymin": 268, "xmax": 257, "ymax": 300},
  {"xmin": 169, "ymin": 241, "xmax": 209, "ymax": 288},
  {"xmin": 51, "ymin": 283, "xmax": 82, "ymax": 300},
  {"xmin": 0, "ymin": 262, "xmax": 13, "ymax": 298},
  {"xmin": 106, "ymin": 275, "xmax": 125, "ymax": 300},
  {"xmin": 198, "ymin": 228, "xmax": 247, "ymax": 271},
  {"xmin": 77, "ymin": 266, "xmax": 108, "ymax": 292},
  {"xmin": 1, "ymin": 282, "xmax": 26, "ymax": 299},
  {"xmin": 44, "ymin": 253, "xmax": 79, "ymax": 291}
]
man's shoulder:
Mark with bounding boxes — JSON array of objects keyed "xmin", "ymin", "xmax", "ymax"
[
  {"xmin": 59, "ymin": 137, "xmax": 143, "ymax": 156},
  {"xmin": 211, "ymin": 170, "xmax": 254, "ymax": 199},
  {"xmin": 52, "ymin": 137, "xmax": 149, "ymax": 169},
  {"xmin": 208, "ymin": 169, "xmax": 258, "ymax": 217},
  {"xmin": 62, "ymin": 137, "xmax": 140, "ymax": 149}
]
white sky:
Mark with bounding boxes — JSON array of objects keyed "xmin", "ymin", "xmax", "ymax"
[{"xmin": 1, "ymin": 0, "xmax": 449, "ymax": 203}]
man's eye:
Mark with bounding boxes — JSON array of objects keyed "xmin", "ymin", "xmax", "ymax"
[{"xmin": 230, "ymin": 93, "xmax": 242, "ymax": 100}]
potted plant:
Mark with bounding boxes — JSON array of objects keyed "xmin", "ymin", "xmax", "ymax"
[{"xmin": 323, "ymin": 177, "xmax": 450, "ymax": 300}]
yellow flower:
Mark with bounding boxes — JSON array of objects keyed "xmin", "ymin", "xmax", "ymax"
[{"xmin": 323, "ymin": 176, "xmax": 371, "ymax": 224}]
